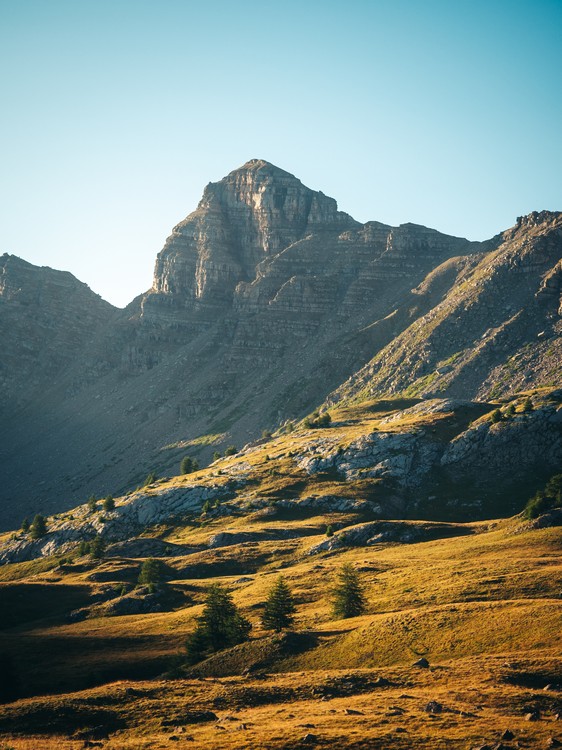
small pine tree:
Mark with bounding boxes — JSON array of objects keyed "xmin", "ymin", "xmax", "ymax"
[
  {"xmin": 87, "ymin": 495, "xmax": 97, "ymax": 513},
  {"xmin": 181, "ymin": 456, "xmax": 199, "ymax": 475},
  {"xmin": 505, "ymin": 403, "xmax": 515, "ymax": 417},
  {"xmin": 326, "ymin": 524, "xmax": 334, "ymax": 537},
  {"xmin": 29, "ymin": 514, "xmax": 47, "ymax": 540},
  {"xmin": 185, "ymin": 584, "xmax": 251, "ymax": 664},
  {"xmin": 138, "ymin": 558, "xmax": 165, "ymax": 586},
  {"xmin": 21, "ymin": 518, "xmax": 30, "ymax": 533},
  {"xmin": 332, "ymin": 563, "xmax": 366, "ymax": 619},
  {"xmin": 89, "ymin": 536, "xmax": 106, "ymax": 559},
  {"xmin": 144, "ymin": 472, "xmax": 157, "ymax": 486},
  {"xmin": 103, "ymin": 495, "xmax": 115, "ymax": 512},
  {"xmin": 202, "ymin": 499, "xmax": 212, "ymax": 514},
  {"xmin": 523, "ymin": 397, "xmax": 533, "ymax": 412},
  {"xmin": 225, "ymin": 445, "xmax": 237, "ymax": 456},
  {"xmin": 490, "ymin": 408, "xmax": 502, "ymax": 424},
  {"xmin": 212, "ymin": 451, "xmax": 221, "ymax": 461},
  {"xmin": 78, "ymin": 540, "xmax": 91, "ymax": 556},
  {"xmin": 261, "ymin": 575, "xmax": 296, "ymax": 632}
]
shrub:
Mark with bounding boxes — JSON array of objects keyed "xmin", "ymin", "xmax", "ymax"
[
  {"xmin": 212, "ymin": 451, "xmax": 221, "ymax": 461},
  {"xmin": 180, "ymin": 456, "xmax": 199, "ymax": 475},
  {"xmin": 332, "ymin": 563, "xmax": 366, "ymax": 619},
  {"xmin": 224, "ymin": 445, "xmax": 237, "ymax": 456},
  {"xmin": 261, "ymin": 575, "xmax": 296, "ymax": 632},
  {"xmin": 522, "ymin": 397, "xmax": 533, "ymax": 412},
  {"xmin": 29, "ymin": 514, "xmax": 47, "ymax": 540},
  {"xmin": 490, "ymin": 408, "xmax": 502, "ymax": 424},
  {"xmin": 303, "ymin": 411, "xmax": 332, "ymax": 429},
  {"xmin": 202, "ymin": 499, "xmax": 212, "ymax": 514},
  {"xmin": 185, "ymin": 584, "xmax": 251, "ymax": 664},
  {"xmin": 102, "ymin": 495, "xmax": 115, "ymax": 512},
  {"xmin": 144, "ymin": 472, "xmax": 157, "ymax": 486},
  {"xmin": 138, "ymin": 558, "xmax": 165, "ymax": 586},
  {"xmin": 505, "ymin": 403, "xmax": 515, "ymax": 417},
  {"xmin": 262, "ymin": 429, "xmax": 272, "ymax": 440},
  {"xmin": 326, "ymin": 525, "xmax": 334, "ymax": 537}
]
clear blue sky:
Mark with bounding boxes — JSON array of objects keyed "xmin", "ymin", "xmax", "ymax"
[{"xmin": 1, "ymin": 0, "xmax": 561, "ymax": 307}]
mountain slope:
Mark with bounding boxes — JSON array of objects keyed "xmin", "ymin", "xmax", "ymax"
[{"xmin": 331, "ymin": 211, "xmax": 562, "ymax": 404}]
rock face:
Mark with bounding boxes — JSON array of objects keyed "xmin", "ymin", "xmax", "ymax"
[
  {"xmin": 332, "ymin": 211, "xmax": 562, "ymax": 404},
  {"xmin": 0, "ymin": 160, "xmax": 559, "ymax": 528}
]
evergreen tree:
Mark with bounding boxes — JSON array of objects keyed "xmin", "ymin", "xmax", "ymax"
[
  {"xmin": 261, "ymin": 575, "xmax": 296, "ymax": 632},
  {"xmin": 89, "ymin": 536, "xmax": 106, "ymax": 559},
  {"xmin": 212, "ymin": 451, "xmax": 221, "ymax": 461},
  {"xmin": 490, "ymin": 408, "xmax": 502, "ymax": 424},
  {"xmin": 29, "ymin": 514, "xmax": 47, "ymax": 540},
  {"xmin": 185, "ymin": 584, "xmax": 251, "ymax": 664},
  {"xmin": 326, "ymin": 524, "xmax": 334, "ymax": 537},
  {"xmin": 144, "ymin": 472, "xmax": 157, "ymax": 486},
  {"xmin": 138, "ymin": 558, "xmax": 165, "ymax": 586},
  {"xmin": 180, "ymin": 456, "xmax": 199, "ymax": 475},
  {"xmin": 224, "ymin": 445, "xmax": 237, "ymax": 456},
  {"xmin": 103, "ymin": 495, "xmax": 115, "ymax": 511},
  {"xmin": 78, "ymin": 540, "xmax": 91, "ymax": 556},
  {"xmin": 332, "ymin": 563, "xmax": 366, "ymax": 619},
  {"xmin": 21, "ymin": 518, "xmax": 30, "ymax": 533},
  {"xmin": 523, "ymin": 397, "xmax": 533, "ymax": 412},
  {"xmin": 87, "ymin": 495, "xmax": 97, "ymax": 513}
]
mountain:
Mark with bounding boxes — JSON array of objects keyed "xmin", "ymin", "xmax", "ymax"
[
  {"xmin": 0, "ymin": 160, "xmax": 560, "ymax": 529},
  {"xmin": 331, "ymin": 211, "xmax": 562, "ymax": 404}
]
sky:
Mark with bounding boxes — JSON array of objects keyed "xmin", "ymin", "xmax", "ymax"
[{"xmin": 1, "ymin": 0, "xmax": 561, "ymax": 307}]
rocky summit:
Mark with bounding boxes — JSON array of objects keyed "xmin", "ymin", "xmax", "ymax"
[{"xmin": 0, "ymin": 159, "xmax": 560, "ymax": 528}]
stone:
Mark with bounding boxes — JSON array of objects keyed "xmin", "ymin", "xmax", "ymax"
[
  {"xmin": 424, "ymin": 701, "xmax": 442, "ymax": 714},
  {"xmin": 412, "ymin": 657, "xmax": 430, "ymax": 668}
]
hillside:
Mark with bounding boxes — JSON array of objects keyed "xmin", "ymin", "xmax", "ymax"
[
  {"xmin": 0, "ymin": 433, "xmax": 560, "ymax": 747},
  {"xmin": 4, "ymin": 159, "xmax": 559, "ymax": 527},
  {"xmin": 0, "ymin": 268, "xmax": 561, "ymax": 747}
]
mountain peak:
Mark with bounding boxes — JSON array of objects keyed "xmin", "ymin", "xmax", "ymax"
[{"xmin": 230, "ymin": 158, "xmax": 299, "ymax": 180}]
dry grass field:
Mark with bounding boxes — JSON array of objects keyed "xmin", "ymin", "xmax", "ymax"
[{"xmin": 1, "ymin": 515, "xmax": 561, "ymax": 748}]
